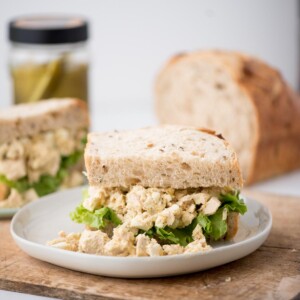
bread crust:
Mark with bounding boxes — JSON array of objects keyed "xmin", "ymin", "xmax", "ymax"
[
  {"xmin": 248, "ymin": 132, "xmax": 300, "ymax": 183},
  {"xmin": 226, "ymin": 212, "xmax": 239, "ymax": 240},
  {"xmin": 155, "ymin": 50, "xmax": 300, "ymax": 184},
  {"xmin": 238, "ymin": 63, "xmax": 300, "ymax": 183},
  {"xmin": 85, "ymin": 125, "xmax": 243, "ymax": 189},
  {"xmin": 0, "ymin": 98, "xmax": 89, "ymax": 144}
]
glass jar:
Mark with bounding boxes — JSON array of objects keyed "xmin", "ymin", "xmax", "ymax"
[{"xmin": 8, "ymin": 16, "xmax": 89, "ymax": 104}]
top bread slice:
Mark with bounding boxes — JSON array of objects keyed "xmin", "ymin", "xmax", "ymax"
[
  {"xmin": 85, "ymin": 125, "xmax": 243, "ymax": 189},
  {"xmin": 0, "ymin": 98, "xmax": 89, "ymax": 144},
  {"xmin": 155, "ymin": 50, "xmax": 300, "ymax": 184}
]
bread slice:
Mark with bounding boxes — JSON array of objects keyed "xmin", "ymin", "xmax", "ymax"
[
  {"xmin": 155, "ymin": 50, "xmax": 300, "ymax": 184},
  {"xmin": 85, "ymin": 125, "xmax": 243, "ymax": 189},
  {"xmin": 0, "ymin": 98, "xmax": 89, "ymax": 144}
]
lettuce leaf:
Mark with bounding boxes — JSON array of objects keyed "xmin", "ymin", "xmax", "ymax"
[
  {"xmin": 194, "ymin": 191, "xmax": 247, "ymax": 240},
  {"xmin": 219, "ymin": 191, "xmax": 247, "ymax": 214},
  {"xmin": 156, "ymin": 227, "xmax": 194, "ymax": 246},
  {"xmin": 208, "ymin": 208, "xmax": 228, "ymax": 240},
  {"xmin": 186, "ymin": 211, "xmax": 227, "ymax": 241},
  {"xmin": 61, "ymin": 150, "xmax": 83, "ymax": 169},
  {"xmin": 0, "ymin": 174, "xmax": 30, "ymax": 193},
  {"xmin": 32, "ymin": 169, "xmax": 67, "ymax": 196},
  {"xmin": 144, "ymin": 226, "xmax": 193, "ymax": 247},
  {"xmin": 70, "ymin": 204, "xmax": 122, "ymax": 229},
  {"xmin": 81, "ymin": 135, "xmax": 88, "ymax": 145},
  {"xmin": 194, "ymin": 214, "xmax": 212, "ymax": 234},
  {"xmin": 155, "ymin": 227, "xmax": 181, "ymax": 244}
]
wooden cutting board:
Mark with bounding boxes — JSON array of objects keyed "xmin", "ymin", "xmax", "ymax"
[{"xmin": 0, "ymin": 190, "xmax": 299, "ymax": 300}]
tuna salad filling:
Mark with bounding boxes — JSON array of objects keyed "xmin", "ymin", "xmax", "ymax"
[
  {"xmin": 0, "ymin": 128, "xmax": 87, "ymax": 208},
  {"xmin": 48, "ymin": 185, "xmax": 247, "ymax": 256}
]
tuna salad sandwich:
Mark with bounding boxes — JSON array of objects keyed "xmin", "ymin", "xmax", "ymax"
[
  {"xmin": 48, "ymin": 125, "xmax": 247, "ymax": 256},
  {"xmin": 0, "ymin": 98, "xmax": 89, "ymax": 208}
]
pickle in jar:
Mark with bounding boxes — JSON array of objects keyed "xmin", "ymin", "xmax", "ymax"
[{"xmin": 11, "ymin": 53, "xmax": 88, "ymax": 104}]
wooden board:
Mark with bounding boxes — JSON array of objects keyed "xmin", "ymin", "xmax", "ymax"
[{"xmin": 0, "ymin": 190, "xmax": 300, "ymax": 300}]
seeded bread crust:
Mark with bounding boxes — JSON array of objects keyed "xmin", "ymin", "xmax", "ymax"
[
  {"xmin": 0, "ymin": 98, "xmax": 89, "ymax": 144},
  {"xmin": 85, "ymin": 125, "xmax": 243, "ymax": 189},
  {"xmin": 155, "ymin": 50, "xmax": 300, "ymax": 184}
]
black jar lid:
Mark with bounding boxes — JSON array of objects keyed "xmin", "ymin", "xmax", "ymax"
[{"xmin": 9, "ymin": 15, "xmax": 88, "ymax": 44}]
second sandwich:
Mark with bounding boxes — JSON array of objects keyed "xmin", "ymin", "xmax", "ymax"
[{"xmin": 0, "ymin": 98, "xmax": 89, "ymax": 208}]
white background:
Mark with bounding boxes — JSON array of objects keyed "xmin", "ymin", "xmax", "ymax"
[{"xmin": 0, "ymin": 2, "xmax": 300, "ymax": 298}]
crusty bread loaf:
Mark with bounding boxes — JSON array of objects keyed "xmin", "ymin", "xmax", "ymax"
[
  {"xmin": 155, "ymin": 50, "xmax": 300, "ymax": 184},
  {"xmin": 0, "ymin": 98, "xmax": 89, "ymax": 144},
  {"xmin": 85, "ymin": 125, "xmax": 243, "ymax": 189}
]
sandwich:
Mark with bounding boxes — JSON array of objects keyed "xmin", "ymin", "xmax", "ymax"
[
  {"xmin": 48, "ymin": 126, "xmax": 247, "ymax": 256},
  {"xmin": 0, "ymin": 98, "xmax": 89, "ymax": 208}
]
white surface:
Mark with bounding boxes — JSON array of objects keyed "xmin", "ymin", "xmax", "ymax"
[
  {"xmin": 11, "ymin": 187, "xmax": 272, "ymax": 278},
  {"xmin": 90, "ymin": 100, "xmax": 156, "ymax": 131},
  {"xmin": 251, "ymin": 170, "xmax": 300, "ymax": 197},
  {"xmin": 0, "ymin": 291, "xmax": 57, "ymax": 300},
  {"xmin": 0, "ymin": 0, "xmax": 299, "ymax": 109}
]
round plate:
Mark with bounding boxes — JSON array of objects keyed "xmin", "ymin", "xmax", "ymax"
[
  {"xmin": 0, "ymin": 208, "xmax": 18, "ymax": 219},
  {"xmin": 11, "ymin": 187, "xmax": 272, "ymax": 278}
]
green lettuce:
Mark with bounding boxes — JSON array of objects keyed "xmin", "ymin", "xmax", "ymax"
[
  {"xmin": 192, "ymin": 192, "xmax": 246, "ymax": 240},
  {"xmin": 207, "ymin": 208, "xmax": 228, "ymax": 240},
  {"xmin": 32, "ymin": 169, "xmax": 67, "ymax": 196},
  {"xmin": 194, "ymin": 214, "xmax": 212, "ymax": 234},
  {"xmin": 0, "ymin": 170, "xmax": 67, "ymax": 197},
  {"xmin": 174, "ymin": 211, "xmax": 226, "ymax": 242},
  {"xmin": 60, "ymin": 150, "xmax": 83, "ymax": 169},
  {"xmin": 0, "ymin": 174, "xmax": 30, "ymax": 193},
  {"xmin": 144, "ymin": 226, "xmax": 193, "ymax": 247},
  {"xmin": 70, "ymin": 204, "xmax": 122, "ymax": 229},
  {"xmin": 81, "ymin": 135, "xmax": 88, "ymax": 145},
  {"xmin": 219, "ymin": 191, "xmax": 247, "ymax": 214}
]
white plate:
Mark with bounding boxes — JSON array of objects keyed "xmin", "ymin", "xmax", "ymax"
[
  {"xmin": 0, "ymin": 208, "xmax": 18, "ymax": 218},
  {"xmin": 11, "ymin": 187, "xmax": 272, "ymax": 278}
]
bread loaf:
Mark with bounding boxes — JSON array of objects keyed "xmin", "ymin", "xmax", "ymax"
[{"xmin": 155, "ymin": 50, "xmax": 300, "ymax": 184}]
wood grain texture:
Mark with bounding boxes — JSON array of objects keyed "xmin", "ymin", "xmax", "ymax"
[{"xmin": 0, "ymin": 190, "xmax": 299, "ymax": 300}]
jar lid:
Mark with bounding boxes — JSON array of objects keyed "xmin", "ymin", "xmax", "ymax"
[{"xmin": 9, "ymin": 15, "xmax": 88, "ymax": 44}]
